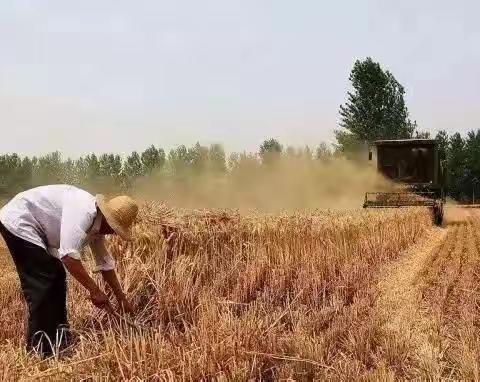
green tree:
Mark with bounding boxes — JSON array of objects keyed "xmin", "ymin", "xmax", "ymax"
[
  {"xmin": 79, "ymin": 154, "xmax": 101, "ymax": 187},
  {"xmin": 315, "ymin": 143, "xmax": 332, "ymax": 161},
  {"xmin": 34, "ymin": 152, "xmax": 64, "ymax": 185},
  {"xmin": 62, "ymin": 158, "xmax": 78, "ymax": 185},
  {"xmin": 285, "ymin": 146, "xmax": 314, "ymax": 160},
  {"xmin": 336, "ymin": 57, "xmax": 416, "ymax": 151},
  {"xmin": 124, "ymin": 151, "xmax": 144, "ymax": 179},
  {"xmin": 229, "ymin": 152, "xmax": 261, "ymax": 183},
  {"xmin": 0, "ymin": 154, "xmax": 22, "ymax": 195},
  {"xmin": 436, "ymin": 131, "xmax": 449, "ymax": 163},
  {"xmin": 435, "ymin": 130, "xmax": 449, "ymax": 188},
  {"xmin": 99, "ymin": 154, "xmax": 122, "ymax": 178},
  {"xmin": 141, "ymin": 145, "xmax": 165, "ymax": 174},
  {"xmin": 168, "ymin": 145, "xmax": 189, "ymax": 175},
  {"xmin": 464, "ymin": 130, "xmax": 480, "ymax": 174},
  {"xmin": 86, "ymin": 154, "xmax": 100, "ymax": 180},
  {"xmin": 18, "ymin": 156, "xmax": 34, "ymax": 190},
  {"xmin": 74, "ymin": 157, "xmax": 88, "ymax": 185},
  {"xmin": 303, "ymin": 146, "xmax": 313, "ymax": 160},
  {"xmin": 208, "ymin": 144, "xmax": 226, "ymax": 173},
  {"xmin": 464, "ymin": 130, "xmax": 480, "ymax": 200},
  {"xmin": 259, "ymin": 138, "xmax": 282, "ymax": 164},
  {"xmin": 447, "ymin": 133, "xmax": 467, "ymax": 200},
  {"xmin": 96, "ymin": 153, "xmax": 123, "ymax": 191},
  {"xmin": 187, "ymin": 143, "xmax": 209, "ymax": 173}
]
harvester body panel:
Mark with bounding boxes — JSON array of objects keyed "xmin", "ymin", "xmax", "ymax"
[
  {"xmin": 364, "ymin": 138, "xmax": 444, "ymax": 225},
  {"xmin": 374, "ymin": 139, "xmax": 438, "ymax": 186}
]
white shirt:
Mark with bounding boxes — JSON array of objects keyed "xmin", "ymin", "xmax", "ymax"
[{"xmin": 0, "ymin": 185, "xmax": 115, "ymax": 271}]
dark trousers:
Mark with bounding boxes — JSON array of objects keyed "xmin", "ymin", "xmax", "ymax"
[{"xmin": 0, "ymin": 222, "xmax": 69, "ymax": 356}]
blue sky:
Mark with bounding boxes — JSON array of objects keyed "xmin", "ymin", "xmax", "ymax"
[{"xmin": 0, "ymin": 0, "xmax": 479, "ymax": 157}]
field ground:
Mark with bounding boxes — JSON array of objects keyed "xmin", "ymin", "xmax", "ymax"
[{"xmin": 0, "ymin": 205, "xmax": 479, "ymax": 380}]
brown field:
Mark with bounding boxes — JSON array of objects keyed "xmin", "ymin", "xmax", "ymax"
[{"xmin": 0, "ymin": 204, "xmax": 479, "ymax": 380}]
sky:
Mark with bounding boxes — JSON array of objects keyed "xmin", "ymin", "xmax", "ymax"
[{"xmin": 0, "ymin": 0, "xmax": 479, "ymax": 157}]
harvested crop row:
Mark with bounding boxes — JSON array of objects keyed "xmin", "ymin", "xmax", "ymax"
[
  {"xmin": 415, "ymin": 208, "xmax": 480, "ymax": 380},
  {"xmin": 0, "ymin": 206, "xmax": 432, "ymax": 380}
]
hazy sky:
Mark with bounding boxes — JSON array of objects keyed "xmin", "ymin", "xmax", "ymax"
[{"xmin": 1, "ymin": 0, "xmax": 479, "ymax": 157}]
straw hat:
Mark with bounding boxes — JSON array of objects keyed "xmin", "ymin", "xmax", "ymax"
[{"xmin": 96, "ymin": 195, "xmax": 139, "ymax": 241}]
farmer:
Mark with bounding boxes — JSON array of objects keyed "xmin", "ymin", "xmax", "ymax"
[{"xmin": 0, "ymin": 185, "xmax": 138, "ymax": 356}]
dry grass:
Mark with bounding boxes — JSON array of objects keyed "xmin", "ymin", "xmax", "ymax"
[
  {"xmin": 414, "ymin": 208, "xmax": 480, "ymax": 380},
  {"xmin": 0, "ymin": 203, "xmax": 457, "ymax": 380}
]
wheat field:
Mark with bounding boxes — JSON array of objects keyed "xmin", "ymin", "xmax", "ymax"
[{"xmin": 1, "ymin": 204, "xmax": 479, "ymax": 380}]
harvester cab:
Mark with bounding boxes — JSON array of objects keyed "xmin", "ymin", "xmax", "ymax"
[{"xmin": 363, "ymin": 139, "xmax": 445, "ymax": 225}]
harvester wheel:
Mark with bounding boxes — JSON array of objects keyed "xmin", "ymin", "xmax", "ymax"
[{"xmin": 433, "ymin": 201, "xmax": 444, "ymax": 226}]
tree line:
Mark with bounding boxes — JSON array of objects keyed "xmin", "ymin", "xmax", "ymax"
[
  {"xmin": 437, "ymin": 130, "xmax": 480, "ymax": 202},
  {"xmin": 0, "ymin": 140, "xmax": 332, "ymax": 197}
]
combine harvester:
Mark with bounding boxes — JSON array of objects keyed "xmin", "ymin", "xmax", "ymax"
[{"xmin": 364, "ymin": 139, "xmax": 445, "ymax": 225}]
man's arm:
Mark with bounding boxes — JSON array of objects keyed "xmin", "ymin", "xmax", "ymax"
[
  {"xmin": 61, "ymin": 256, "xmax": 113, "ymax": 313},
  {"xmin": 101, "ymin": 269, "xmax": 133, "ymax": 314},
  {"xmin": 89, "ymin": 237, "xmax": 133, "ymax": 314}
]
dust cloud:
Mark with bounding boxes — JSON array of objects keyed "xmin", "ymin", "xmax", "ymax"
[{"xmin": 133, "ymin": 156, "xmax": 393, "ymax": 212}]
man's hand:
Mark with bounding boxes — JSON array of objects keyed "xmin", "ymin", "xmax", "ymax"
[
  {"xmin": 117, "ymin": 297, "xmax": 134, "ymax": 315},
  {"xmin": 90, "ymin": 288, "xmax": 113, "ymax": 313},
  {"xmin": 62, "ymin": 256, "xmax": 113, "ymax": 313},
  {"xmin": 101, "ymin": 269, "xmax": 134, "ymax": 315},
  {"xmin": 61, "ymin": 256, "xmax": 116, "ymax": 314}
]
